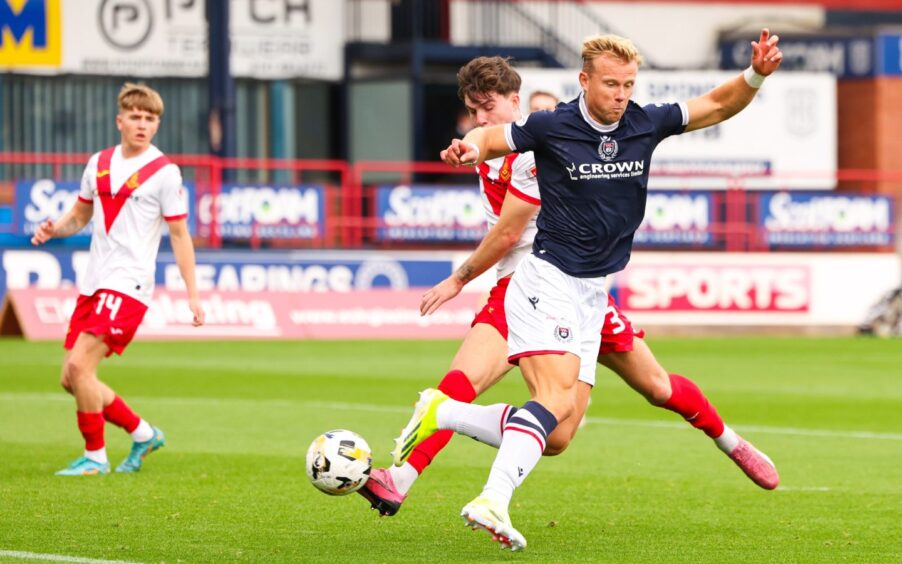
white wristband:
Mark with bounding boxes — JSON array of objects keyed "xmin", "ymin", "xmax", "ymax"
[
  {"xmin": 743, "ymin": 66, "xmax": 766, "ymax": 89},
  {"xmin": 465, "ymin": 142, "xmax": 480, "ymax": 164}
]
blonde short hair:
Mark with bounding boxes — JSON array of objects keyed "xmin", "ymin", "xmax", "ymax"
[
  {"xmin": 117, "ymin": 82, "xmax": 164, "ymax": 116},
  {"xmin": 581, "ymin": 34, "xmax": 643, "ymax": 73}
]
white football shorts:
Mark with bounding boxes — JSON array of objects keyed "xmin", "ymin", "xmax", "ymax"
[{"xmin": 505, "ymin": 253, "xmax": 607, "ymax": 386}]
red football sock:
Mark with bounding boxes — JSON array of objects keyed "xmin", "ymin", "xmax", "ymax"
[
  {"xmin": 103, "ymin": 395, "xmax": 141, "ymax": 433},
  {"xmin": 406, "ymin": 370, "xmax": 477, "ymax": 474},
  {"xmin": 661, "ymin": 374, "xmax": 725, "ymax": 438},
  {"xmin": 77, "ymin": 411, "xmax": 106, "ymax": 451}
]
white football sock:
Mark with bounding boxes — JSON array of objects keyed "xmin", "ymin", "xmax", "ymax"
[
  {"xmin": 84, "ymin": 448, "xmax": 108, "ymax": 464},
  {"xmin": 130, "ymin": 419, "xmax": 154, "ymax": 443},
  {"xmin": 437, "ymin": 400, "xmax": 514, "ymax": 448},
  {"xmin": 388, "ymin": 463, "xmax": 419, "ymax": 495},
  {"xmin": 481, "ymin": 401, "xmax": 557, "ymax": 509},
  {"xmin": 714, "ymin": 425, "xmax": 740, "ymax": 453}
]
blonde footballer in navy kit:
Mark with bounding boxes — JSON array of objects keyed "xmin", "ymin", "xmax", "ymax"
[
  {"xmin": 393, "ymin": 30, "xmax": 784, "ymax": 550},
  {"xmin": 362, "ymin": 57, "xmax": 778, "ymax": 521}
]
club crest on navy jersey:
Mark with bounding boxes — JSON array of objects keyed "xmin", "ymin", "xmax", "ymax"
[
  {"xmin": 508, "ymin": 95, "xmax": 688, "ymax": 277},
  {"xmin": 598, "ymin": 136, "xmax": 619, "ymax": 161}
]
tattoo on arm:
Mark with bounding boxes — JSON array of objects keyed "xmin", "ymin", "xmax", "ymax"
[{"xmin": 456, "ymin": 264, "xmax": 475, "ymax": 283}]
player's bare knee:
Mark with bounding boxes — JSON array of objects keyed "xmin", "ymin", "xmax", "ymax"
[
  {"xmin": 543, "ymin": 436, "xmax": 571, "ymax": 456},
  {"xmin": 59, "ymin": 375, "xmax": 73, "ymax": 394},
  {"xmin": 645, "ymin": 383, "xmax": 671, "ymax": 405},
  {"xmin": 64, "ymin": 358, "xmax": 91, "ymax": 387},
  {"xmin": 465, "ymin": 370, "xmax": 496, "ymax": 396},
  {"xmin": 534, "ymin": 390, "xmax": 573, "ymax": 423},
  {"xmin": 550, "ymin": 402, "xmax": 574, "ymax": 424},
  {"xmin": 645, "ymin": 371, "xmax": 672, "ymax": 405}
]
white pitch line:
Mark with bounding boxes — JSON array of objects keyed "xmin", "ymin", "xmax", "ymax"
[
  {"xmin": 776, "ymin": 486, "xmax": 831, "ymax": 492},
  {"xmin": 2, "ymin": 393, "xmax": 901, "ymax": 441},
  {"xmin": 726, "ymin": 423, "xmax": 902, "ymax": 441},
  {"xmin": 0, "ymin": 550, "xmax": 138, "ymax": 564},
  {"xmin": 581, "ymin": 416, "xmax": 902, "ymax": 441},
  {"xmin": 0, "ymin": 394, "xmax": 411, "ymax": 414}
]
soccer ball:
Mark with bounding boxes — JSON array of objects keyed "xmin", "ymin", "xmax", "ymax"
[{"xmin": 305, "ymin": 429, "xmax": 372, "ymax": 495}]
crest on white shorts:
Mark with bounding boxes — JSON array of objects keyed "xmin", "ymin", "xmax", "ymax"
[{"xmin": 554, "ymin": 325, "xmax": 573, "ymax": 343}]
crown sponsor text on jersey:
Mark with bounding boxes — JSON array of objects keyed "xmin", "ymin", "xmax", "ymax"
[{"xmin": 566, "ymin": 160, "xmax": 646, "ymax": 181}]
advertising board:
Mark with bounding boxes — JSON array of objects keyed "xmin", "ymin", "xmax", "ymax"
[{"xmin": 517, "ymin": 69, "xmax": 837, "ymax": 190}]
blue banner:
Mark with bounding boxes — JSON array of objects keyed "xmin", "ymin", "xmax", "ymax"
[
  {"xmin": 374, "ymin": 185, "xmax": 487, "ymax": 242},
  {"xmin": 15, "ymin": 179, "xmax": 92, "ymax": 243},
  {"xmin": 196, "ymin": 183, "xmax": 325, "ymax": 240},
  {"xmin": 759, "ymin": 192, "xmax": 895, "ymax": 247},
  {"xmin": 635, "ymin": 191, "xmax": 716, "ymax": 247},
  {"xmin": 721, "ymin": 32, "xmax": 902, "ymax": 78},
  {"xmin": 720, "ymin": 36, "xmax": 876, "ymax": 77},
  {"xmin": 165, "ymin": 251, "xmax": 453, "ymax": 292},
  {"xmin": 0, "ymin": 205, "xmax": 12, "ymax": 233},
  {"xmin": 7, "ymin": 179, "xmax": 196, "ymax": 247},
  {"xmin": 0, "ymin": 249, "xmax": 456, "ymax": 300},
  {"xmin": 877, "ymin": 33, "xmax": 902, "ymax": 76}
]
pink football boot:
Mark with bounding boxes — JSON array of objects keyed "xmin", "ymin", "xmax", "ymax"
[
  {"xmin": 728, "ymin": 436, "xmax": 780, "ymax": 490},
  {"xmin": 357, "ymin": 468, "xmax": 407, "ymax": 516}
]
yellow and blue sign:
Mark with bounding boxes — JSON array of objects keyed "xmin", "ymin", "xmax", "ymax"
[{"xmin": 0, "ymin": 0, "xmax": 61, "ymax": 67}]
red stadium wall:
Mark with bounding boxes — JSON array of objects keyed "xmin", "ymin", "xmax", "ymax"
[{"xmin": 837, "ymin": 77, "xmax": 902, "ymax": 195}]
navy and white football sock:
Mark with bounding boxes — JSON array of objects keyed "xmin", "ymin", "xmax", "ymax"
[
  {"xmin": 481, "ymin": 401, "xmax": 558, "ymax": 509},
  {"xmin": 437, "ymin": 400, "xmax": 517, "ymax": 448}
]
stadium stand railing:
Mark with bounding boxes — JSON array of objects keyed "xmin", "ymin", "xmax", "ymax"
[{"xmin": 1, "ymin": 152, "xmax": 898, "ymax": 253}]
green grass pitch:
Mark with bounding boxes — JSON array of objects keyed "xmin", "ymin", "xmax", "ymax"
[{"xmin": 1, "ymin": 337, "xmax": 900, "ymax": 562}]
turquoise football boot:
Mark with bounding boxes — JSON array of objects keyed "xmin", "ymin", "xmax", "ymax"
[
  {"xmin": 55, "ymin": 456, "xmax": 110, "ymax": 476},
  {"xmin": 116, "ymin": 426, "xmax": 165, "ymax": 473}
]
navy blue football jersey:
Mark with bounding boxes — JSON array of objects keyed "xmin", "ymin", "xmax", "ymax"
[{"xmin": 505, "ymin": 93, "xmax": 687, "ymax": 277}]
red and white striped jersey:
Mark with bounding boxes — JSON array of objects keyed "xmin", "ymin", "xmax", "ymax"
[
  {"xmin": 77, "ymin": 144, "xmax": 187, "ymax": 304},
  {"xmin": 476, "ymin": 151, "xmax": 541, "ymax": 279}
]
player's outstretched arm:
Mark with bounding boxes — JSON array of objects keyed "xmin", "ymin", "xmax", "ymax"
[
  {"xmin": 421, "ymin": 192, "xmax": 538, "ymax": 316},
  {"xmin": 30, "ymin": 200, "xmax": 93, "ymax": 246},
  {"xmin": 168, "ymin": 218, "xmax": 205, "ymax": 327},
  {"xmin": 685, "ymin": 28, "xmax": 783, "ymax": 132},
  {"xmin": 441, "ymin": 125, "xmax": 511, "ymax": 168}
]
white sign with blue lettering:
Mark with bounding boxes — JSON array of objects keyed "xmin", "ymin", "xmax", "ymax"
[{"xmin": 518, "ymin": 69, "xmax": 837, "ymax": 190}]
